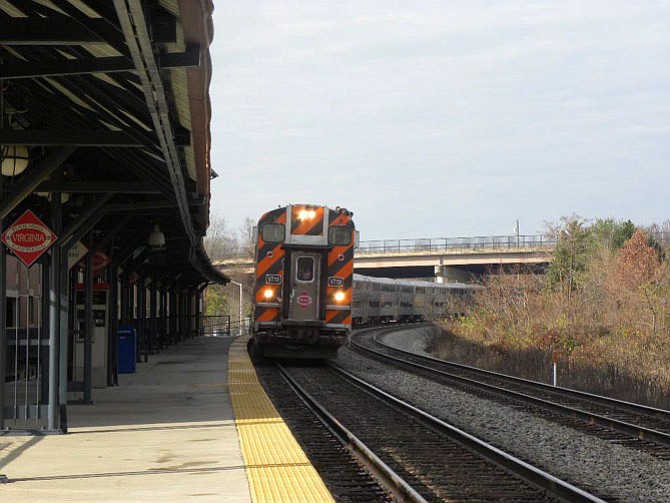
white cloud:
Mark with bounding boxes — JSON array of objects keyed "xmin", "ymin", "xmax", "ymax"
[{"xmin": 209, "ymin": 1, "xmax": 670, "ymax": 240}]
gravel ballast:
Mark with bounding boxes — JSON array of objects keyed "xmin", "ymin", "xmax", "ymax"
[{"xmin": 338, "ymin": 326, "xmax": 670, "ymax": 502}]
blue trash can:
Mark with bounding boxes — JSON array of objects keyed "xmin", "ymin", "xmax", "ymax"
[{"xmin": 118, "ymin": 326, "xmax": 137, "ymax": 373}]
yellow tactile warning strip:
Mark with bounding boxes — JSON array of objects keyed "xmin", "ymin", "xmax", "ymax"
[{"xmin": 229, "ymin": 335, "xmax": 335, "ymax": 503}]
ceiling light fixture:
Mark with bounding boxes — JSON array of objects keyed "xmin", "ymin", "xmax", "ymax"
[
  {"xmin": 148, "ymin": 223, "xmax": 166, "ymax": 248},
  {"xmin": 1, "ymin": 144, "xmax": 29, "ymax": 177}
]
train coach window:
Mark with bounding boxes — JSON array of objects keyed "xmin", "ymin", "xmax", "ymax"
[
  {"xmin": 261, "ymin": 223, "xmax": 285, "ymax": 243},
  {"xmin": 296, "ymin": 256, "xmax": 314, "ymax": 282},
  {"xmin": 328, "ymin": 226, "xmax": 351, "ymax": 246}
]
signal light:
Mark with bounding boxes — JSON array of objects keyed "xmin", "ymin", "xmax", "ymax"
[
  {"xmin": 334, "ymin": 291, "xmax": 346, "ymax": 302},
  {"xmin": 263, "ymin": 288, "xmax": 275, "ymax": 300}
]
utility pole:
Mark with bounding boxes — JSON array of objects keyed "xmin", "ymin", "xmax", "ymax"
[
  {"xmin": 514, "ymin": 219, "xmax": 520, "ymax": 247},
  {"xmin": 230, "ymin": 280, "xmax": 243, "ymax": 335}
]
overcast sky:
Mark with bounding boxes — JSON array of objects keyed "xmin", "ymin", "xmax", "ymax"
[{"xmin": 208, "ymin": 1, "xmax": 670, "ymax": 241}]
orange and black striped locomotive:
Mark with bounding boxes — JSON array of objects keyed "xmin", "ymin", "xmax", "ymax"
[{"xmin": 251, "ymin": 204, "xmax": 357, "ymax": 359}]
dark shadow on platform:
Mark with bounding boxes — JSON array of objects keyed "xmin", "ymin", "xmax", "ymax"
[{"xmin": 66, "ymin": 336, "xmax": 238, "ymax": 429}]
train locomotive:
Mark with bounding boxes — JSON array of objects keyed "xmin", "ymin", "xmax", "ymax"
[
  {"xmin": 250, "ymin": 204, "xmax": 480, "ymax": 359},
  {"xmin": 250, "ymin": 204, "xmax": 357, "ymax": 359}
]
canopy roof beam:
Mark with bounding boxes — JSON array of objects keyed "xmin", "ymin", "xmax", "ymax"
[
  {"xmin": 1, "ymin": 45, "xmax": 200, "ymax": 79},
  {"xmin": 114, "ymin": 0, "xmax": 192, "ymax": 241},
  {"xmin": 0, "ymin": 14, "xmax": 176, "ymax": 46}
]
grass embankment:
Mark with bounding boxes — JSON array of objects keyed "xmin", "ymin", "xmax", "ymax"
[{"xmin": 429, "ymin": 222, "xmax": 670, "ymax": 410}]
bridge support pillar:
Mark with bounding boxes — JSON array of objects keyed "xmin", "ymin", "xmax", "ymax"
[{"xmin": 435, "ymin": 265, "xmax": 472, "ymax": 283}]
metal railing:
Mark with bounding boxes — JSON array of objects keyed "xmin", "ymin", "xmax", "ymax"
[
  {"xmin": 200, "ymin": 316, "xmax": 251, "ymax": 337},
  {"xmin": 357, "ymin": 234, "xmax": 557, "ymax": 255},
  {"xmin": 200, "ymin": 315, "xmax": 231, "ymax": 337},
  {"xmin": 212, "ymin": 232, "xmax": 670, "ymax": 263}
]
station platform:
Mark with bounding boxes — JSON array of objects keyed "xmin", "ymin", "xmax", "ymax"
[{"xmin": 0, "ymin": 335, "xmax": 333, "ymax": 502}]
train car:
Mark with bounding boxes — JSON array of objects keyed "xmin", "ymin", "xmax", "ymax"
[
  {"xmin": 398, "ymin": 282, "xmax": 415, "ymax": 322},
  {"xmin": 351, "ymin": 274, "xmax": 373, "ymax": 325},
  {"xmin": 351, "ymin": 275, "xmax": 479, "ymax": 324},
  {"xmin": 250, "ymin": 204, "xmax": 357, "ymax": 359}
]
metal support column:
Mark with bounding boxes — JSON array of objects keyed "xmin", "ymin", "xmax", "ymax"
[
  {"xmin": 174, "ymin": 289, "xmax": 180, "ymax": 341},
  {"xmin": 188, "ymin": 288, "xmax": 194, "ymax": 338},
  {"xmin": 0, "ymin": 222, "xmax": 6, "ymax": 431},
  {"xmin": 171, "ymin": 288, "xmax": 178, "ymax": 344},
  {"xmin": 186, "ymin": 288, "xmax": 193, "ymax": 338},
  {"xmin": 50, "ymin": 193, "xmax": 63, "ymax": 432},
  {"xmin": 40, "ymin": 256, "xmax": 50, "ymax": 404},
  {"xmin": 173, "ymin": 288, "xmax": 179, "ymax": 342},
  {"xmin": 193, "ymin": 288, "xmax": 198, "ymax": 338},
  {"xmin": 156, "ymin": 285, "xmax": 163, "ymax": 349},
  {"xmin": 120, "ymin": 275, "xmax": 129, "ymax": 325},
  {"xmin": 137, "ymin": 277, "xmax": 147, "ymax": 363},
  {"xmin": 129, "ymin": 281, "xmax": 136, "ymax": 329},
  {"xmin": 149, "ymin": 281, "xmax": 157, "ymax": 354},
  {"xmin": 178, "ymin": 288, "xmax": 184, "ymax": 341},
  {"xmin": 192, "ymin": 288, "xmax": 198, "ymax": 338},
  {"xmin": 197, "ymin": 283, "xmax": 208, "ymax": 338},
  {"xmin": 83, "ymin": 248, "xmax": 93, "ymax": 403},
  {"xmin": 160, "ymin": 285, "xmax": 167, "ymax": 348},
  {"xmin": 59, "ymin": 238, "xmax": 70, "ymax": 432},
  {"xmin": 184, "ymin": 289, "xmax": 189, "ymax": 339},
  {"xmin": 107, "ymin": 264, "xmax": 119, "ymax": 387}
]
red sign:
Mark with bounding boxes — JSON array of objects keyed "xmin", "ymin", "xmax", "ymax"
[
  {"xmin": 92, "ymin": 251, "xmax": 111, "ymax": 273},
  {"xmin": 2, "ymin": 210, "xmax": 57, "ymax": 267},
  {"xmin": 297, "ymin": 292, "xmax": 312, "ymax": 308}
]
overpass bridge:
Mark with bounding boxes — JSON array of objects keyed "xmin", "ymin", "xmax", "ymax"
[
  {"xmin": 216, "ymin": 234, "xmax": 556, "ymax": 281},
  {"xmin": 356, "ymin": 234, "xmax": 554, "ymax": 280}
]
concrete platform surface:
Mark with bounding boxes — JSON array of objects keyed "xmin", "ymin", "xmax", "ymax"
[{"xmin": 0, "ymin": 336, "xmax": 252, "ymax": 502}]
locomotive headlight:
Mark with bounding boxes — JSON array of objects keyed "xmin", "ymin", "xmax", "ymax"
[
  {"xmin": 263, "ymin": 288, "xmax": 275, "ymax": 300},
  {"xmin": 298, "ymin": 209, "xmax": 316, "ymax": 220},
  {"xmin": 334, "ymin": 291, "xmax": 346, "ymax": 303}
]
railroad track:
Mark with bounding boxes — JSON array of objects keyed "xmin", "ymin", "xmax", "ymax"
[
  {"xmin": 350, "ymin": 325, "xmax": 670, "ymax": 454},
  {"xmin": 262, "ymin": 361, "xmax": 605, "ymax": 502}
]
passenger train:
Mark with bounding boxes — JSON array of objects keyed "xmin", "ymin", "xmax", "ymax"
[
  {"xmin": 351, "ymin": 274, "xmax": 476, "ymax": 325},
  {"xmin": 250, "ymin": 204, "xmax": 477, "ymax": 359}
]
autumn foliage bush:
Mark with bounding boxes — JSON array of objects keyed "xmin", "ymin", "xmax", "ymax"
[{"xmin": 436, "ymin": 218, "xmax": 670, "ymax": 409}]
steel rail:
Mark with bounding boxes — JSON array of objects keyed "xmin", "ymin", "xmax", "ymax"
[
  {"xmin": 374, "ymin": 329, "xmax": 670, "ymax": 420},
  {"xmin": 276, "ymin": 363, "xmax": 429, "ymax": 503},
  {"xmin": 351, "ymin": 326, "xmax": 670, "ymax": 446},
  {"xmin": 327, "ymin": 361, "xmax": 607, "ymax": 503}
]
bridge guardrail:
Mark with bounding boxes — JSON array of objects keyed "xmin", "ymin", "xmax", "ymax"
[
  {"xmin": 357, "ymin": 235, "xmax": 557, "ymax": 254},
  {"xmin": 213, "ymin": 231, "xmax": 670, "ymax": 262}
]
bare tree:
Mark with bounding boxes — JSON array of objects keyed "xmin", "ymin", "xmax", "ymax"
[
  {"xmin": 204, "ymin": 214, "xmax": 239, "ymax": 261},
  {"xmin": 238, "ymin": 216, "xmax": 256, "ymax": 259},
  {"xmin": 204, "ymin": 214, "xmax": 257, "ymax": 322}
]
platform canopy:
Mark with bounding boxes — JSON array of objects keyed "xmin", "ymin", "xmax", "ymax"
[{"xmin": 0, "ymin": 0, "xmax": 227, "ymax": 286}]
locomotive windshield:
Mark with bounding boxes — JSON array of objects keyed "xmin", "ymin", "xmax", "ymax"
[
  {"xmin": 261, "ymin": 223, "xmax": 285, "ymax": 243},
  {"xmin": 328, "ymin": 226, "xmax": 351, "ymax": 245}
]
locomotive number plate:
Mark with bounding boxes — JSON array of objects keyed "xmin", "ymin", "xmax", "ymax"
[
  {"xmin": 265, "ymin": 274, "xmax": 282, "ymax": 285},
  {"xmin": 328, "ymin": 276, "xmax": 344, "ymax": 287}
]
